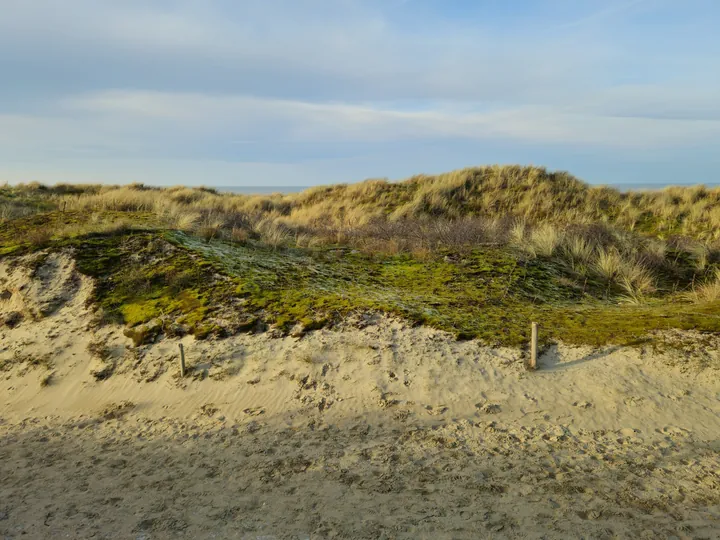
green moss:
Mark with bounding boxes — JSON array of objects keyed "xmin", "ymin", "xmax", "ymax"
[
  {"xmin": 194, "ymin": 323, "xmax": 225, "ymax": 340},
  {"xmin": 123, "ymin": 324, "xmax": 161, "ymax": 347},
  {"xmin": 2, "ymin": 217, "xmax": 718, "ymax": 348},
  {"xmin": 120, "ymin": 299, "xmax": 164, "ymax": 327},
  {"xmin": 540, "ymin": 301, "xmax": 720, "ymax": 346},
  {"xmin": 61, "ymin": 232, "xmax": 238, "ymax": 339},
  {"xmin": 169, "ymin": 233, "xmax": 719, "ymax": 347},
  {"xmin": 0, "ymin": 210, "xmax": 161, "ymax": 260}
]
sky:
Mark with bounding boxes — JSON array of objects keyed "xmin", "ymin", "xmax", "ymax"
[{"xmin": 1, "ymin": 0, "xmax": 719, "ymax": 187}]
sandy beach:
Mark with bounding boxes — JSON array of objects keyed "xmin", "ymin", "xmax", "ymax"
[{"xmin": 1, "ymin": 254, "xmax": 719, "ymax": 539}]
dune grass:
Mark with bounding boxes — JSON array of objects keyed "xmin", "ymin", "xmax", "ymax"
[{"xmin": 1, "ymin": 166, "xmax": 719, "ymax": 347}]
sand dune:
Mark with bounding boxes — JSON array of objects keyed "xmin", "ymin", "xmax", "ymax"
[{"xmin": 1, "ymin": 253, "xmax": 719, "ymax": 539}]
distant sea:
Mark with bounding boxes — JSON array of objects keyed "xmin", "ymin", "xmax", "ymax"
[
  {"xmin": 215, "ymin": 183, "xmax": 718, "ymax": 195},
  {"xmin": 216, "ymin": 186, "xmax": 310, "ymax": 195},
  {"xmin": 603, "ymin": 182, "xmax": 719, "ymax": 192}
]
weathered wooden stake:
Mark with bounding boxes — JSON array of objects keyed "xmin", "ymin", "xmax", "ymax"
[
  {"xmin": 178, "ymin": 343, "xmax": 186, "ymax": 377},
  {"xmin": 529, "ymin": 322, "xmax": 538, "ymax": 370}
]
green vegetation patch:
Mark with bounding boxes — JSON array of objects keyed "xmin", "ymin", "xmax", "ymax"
[
  {"xmin": 173, "ymin": 233, "xmax": 720, "ymax": 346},
  {"xmin": 1, "ymin": 209, "xmax": 718, "ymax": 347},
  {"xmin": 69, "ymin": 232, "xmax": 239, "ymax": 338},
  {"xmin": 0, "ymin": 210, "xmax": 159, "ymax": 256}
]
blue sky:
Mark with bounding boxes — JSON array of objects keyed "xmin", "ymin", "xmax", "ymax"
[{"xmin": 1, "ymin": 0, "xmax": 719, "ymax": 186}]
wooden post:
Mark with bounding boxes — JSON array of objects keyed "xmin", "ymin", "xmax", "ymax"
[
  {"xmin": 178, "ymin": 343, "xmax": 186, "ymax": 377},
  {"xmin": 529, "ymin": 322, "xmax": 538, "ymax": 370}
]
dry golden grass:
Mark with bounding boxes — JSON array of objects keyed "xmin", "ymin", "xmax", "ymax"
[
  {"xmin": 32, "ymin": 165, "xmax": 717, "ymax": 242},
  {"xmin": 528, "ymin": 223, "xmax": 563, "ymax": 257},
  {"xmin": 595, "ymin": 248, "xmax": 624, "ymax": 281},
  {"xmin": 693, "ymin": 269, "xmax": 720, "ymax": 302},
  {"xmin": 4, "ymin": 165, "xmax": 720, "ymax": 304},
  {"xmin": 564, "ymin": 235, "xmax": 595, "ymax": 263}
]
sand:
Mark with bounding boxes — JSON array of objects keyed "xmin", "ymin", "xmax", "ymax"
[{"xmin": 1, "ymin": 252, "xmax": 719, "ymax": 539}]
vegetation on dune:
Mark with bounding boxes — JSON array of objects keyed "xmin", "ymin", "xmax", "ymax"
[
  {"xmin": 174, "ymin": 232, "xmax": 720, "ymax": 346},
  {"xmin": 9, "ymin": 165, "xmax": 716, "ymax": 238},
  {"xmin": 5, "ymin": 165, "xmax": 720, "ymax": 237},
  {"xmin": 69, "ymin": 232, "xmax": 243, "ymax": 342},
  {"xmin": 1, "ymin": 165, "xmax": 719, "ymax": 348}
]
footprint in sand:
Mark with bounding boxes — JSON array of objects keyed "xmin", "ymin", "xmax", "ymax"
[
  {"xmin": 573, "ymin": 401, "xmax": 593, "ymax": 409},
  {"xmin": 243, "ymin": 407, "xmax": 265, "ymax": 417},
  {"xmin": 425, "ymin": 405, "xmax": 448, "ymax": 416},
  {"xmin": 669, "ymin": 389, "xmax": 691, "ymax": 401},
  {"xmin": 475, "ymin": 402, "xmax": 502, "ymax": 414}
]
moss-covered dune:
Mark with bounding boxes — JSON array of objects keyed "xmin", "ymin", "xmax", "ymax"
[
  {"xmin": 1, "ymin": 209, "xmax": 717, "ymax": 348},
  {"xmin": 1, "ymin": 166, "xmax": 719, "ymax": 349},
  {"xmin": 175, "ymin": 232, "xmax": 720, "ymax": 346}
]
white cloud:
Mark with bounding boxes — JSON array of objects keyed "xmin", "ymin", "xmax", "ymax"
[
  {"xmin": 0, "ymin": 89, "xmax": 712, "ymax": 167},
  {"xmin": 572, "ymin": 85, "xmax": 720, "ymax": 121},
  {"xmin": 0, "ymin": 0, "xmax": 612, "ymax": 103}
]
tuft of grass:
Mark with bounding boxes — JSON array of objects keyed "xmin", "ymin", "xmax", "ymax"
[
  {"xmin": 595, "ymin": 248, "xmax": 623, "ymax": 281},
  {"xmin": 564, "ymin": 235, "xmax": 595, "ymax": 264},
  {"xmin": 230, "ymin": 226, "xmax": 250, "ymax": 244},
  {"xmin": 509, "ymin": 220, "xmax": 526, "ymax": 247},
  {"xmin": 528, "ymin": 223, "xmax": 563, "ymax": 257},
  {"xmin": 618, "ymin": 260, "xmax": 656, "ymax": 295},
  {"xmin": 688, "ymin": 243, "xmax": 710, "ymax": 271},
  {"xmin": 693, "ymin": 269, "xmax": 720, "ymax": 302},
  {"xmin": 254, "ymin": 218, "xmax": 291, "ymax": 249}
]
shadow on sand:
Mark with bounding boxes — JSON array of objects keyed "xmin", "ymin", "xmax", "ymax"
[{"xmin": 537, "ymin": 339, "xmax": 649, "ymax": 372}]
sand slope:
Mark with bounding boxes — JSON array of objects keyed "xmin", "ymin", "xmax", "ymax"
[{"xmin": 0, "ymin": 253, "xmax": 719, "ymax": 539}]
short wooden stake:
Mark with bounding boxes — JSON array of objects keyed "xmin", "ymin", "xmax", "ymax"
[
  {"xmin": 178, "ymin": 343, "xmax": 186, "ymax": 377},
  {"xmin": 529, "ymin": 322, "xmax": 538, "ymax": 370}
]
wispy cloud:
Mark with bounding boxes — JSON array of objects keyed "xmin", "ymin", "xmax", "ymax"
[{"xmin": 7, "ymin": 89, "xmax": 713, "ymax": 152}]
